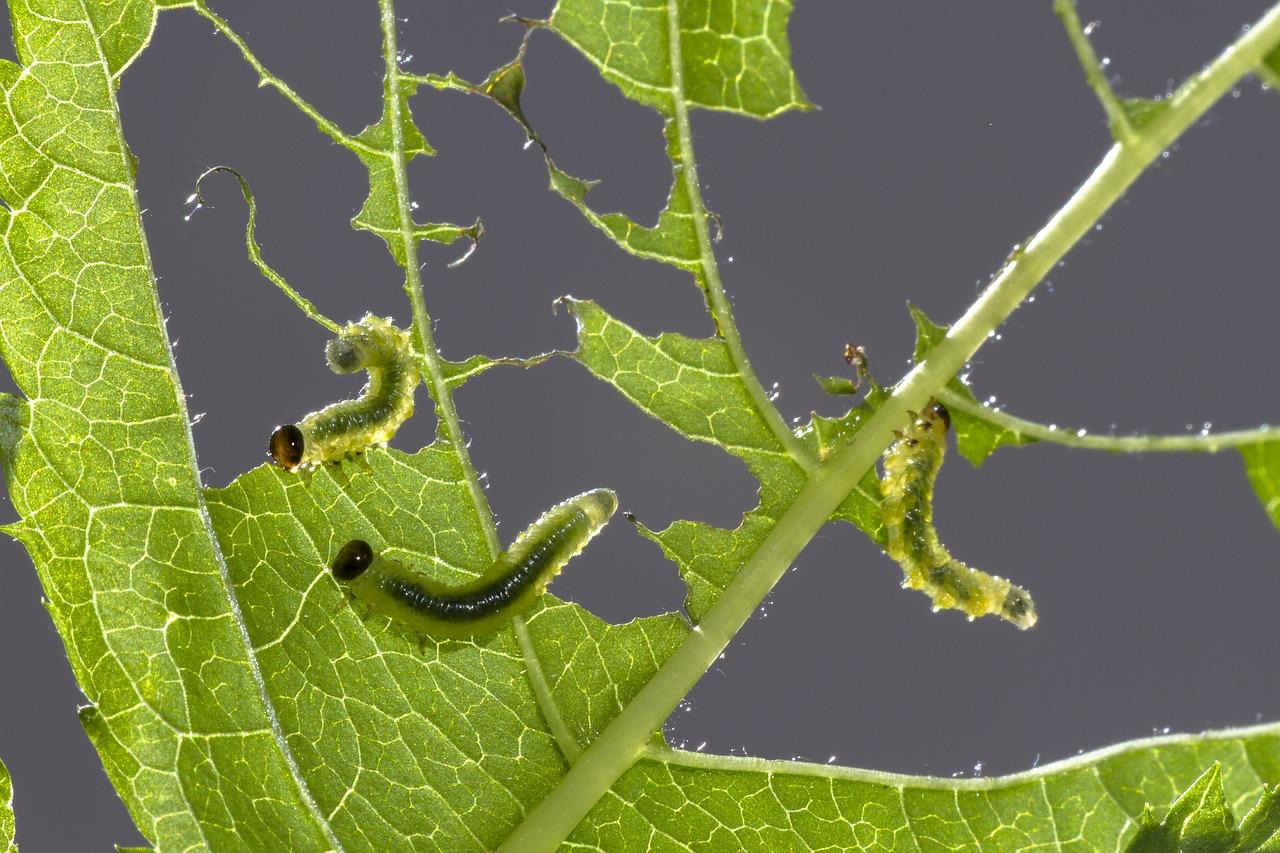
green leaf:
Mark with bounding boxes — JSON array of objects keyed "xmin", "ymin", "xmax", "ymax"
[
  {"xmin": 350, "ymin": 77, "xmax": 483, "ymax": 265},
  {"xmin": 1237, "ymin": 784, "xmax": 1280, "ymax": 851},
  {"xmin": 7, "ymin": 2, "xmax": 1280, "ymax": 849},
  {"xmin": 431, "ymin": 0, "xmax": 809, "ymax": 279},
  {"xmin": 203, "ymin": 445, "xmax": 687, "ymax": 848},
  {"xmin": 814, "ymin": 374, "xmax": 859, "ymax": 396},
  {"xmin": 549, "ymin": 0, "xmax": 812, "ymax": 118},
  {"xmin": 565, "ymin": 298, "xmax": 882, "ymax": 618},
  {"xmin": 1122, "ymin": 763, "xmax": 1280, "ymax": 853},
  {"xmin": 0, "ymin": 754, "xmax": 13, "ymax": 852},
  {"xmin": 909, "ymin": 304, "xmax": 1040, "ymax": 466},
  {"xmin": 1242, "ymin": 441, "xmax": 1280, "ymax": 532},
  {"xmin": 0, "ymin": 2, "xmax": 343, "ymax": 847},
  {"xmin": 572, "ymin": 725, "xmax": 1280, "ymax": 851},
  {"xmin": 1124, "ymin": 97, "xmax": 1172, "ymax": 130}
]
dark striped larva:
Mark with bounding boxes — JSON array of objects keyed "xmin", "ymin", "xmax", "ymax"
[
  {"xmin": 331, "ymin": 488, "xmax": 618, "ymax": 639},
  {"xmin": 270, "ymin": 314, "xmax": 419, "ymax": 470},
  {"xmin": 881, "ymin": 401, "xmax": 1037, "ymax": 629}
]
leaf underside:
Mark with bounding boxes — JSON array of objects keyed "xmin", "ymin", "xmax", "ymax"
[{"xmin": 0, "ymin": 1, "xmax": 1277, "ymax": 851}]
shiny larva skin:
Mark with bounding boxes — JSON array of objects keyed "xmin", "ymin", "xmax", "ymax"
[
  {"xmin": 881, "ymin": 402, "xmax": 1037, "ymax": 629},
  {"xmin": 333, "ymin": 489, "xmax": 619, "ymax": 639},
  {"xmin": 270, "ymin": 314, "xmax": 419, "ymax": 470}
]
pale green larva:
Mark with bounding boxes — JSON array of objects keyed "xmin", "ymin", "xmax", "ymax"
[
  {"xmin": 331, "ymin": 489, "xmax": 618, "ymax": 639},
  {"xmin": 270, "ymin": 314, "xmax": 419, "ymax": 470},
  {"xmin": 881, "ymin": 401, "xmax": 1037, "ymax": 629}
]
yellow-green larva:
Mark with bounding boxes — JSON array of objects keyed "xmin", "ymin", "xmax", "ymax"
[
  {"xmin": 270, "ymin": 314, "xmax": 419, "ymax": 470},
  {"xmin": 331, "ymin": 488, "xmax": 618, "ymax": 639},
  {"xmin": 881, "ymin": 401, "xmax": 1037, "ymax": 629}
]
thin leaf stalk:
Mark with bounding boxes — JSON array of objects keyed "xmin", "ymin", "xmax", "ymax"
[
  {"xmin": 377, "ymin": 0, "xmax": 500, "ymax": 558},
  {"xmin": 937, "ymin": 387, "xmax": 1279, "ymax": 454},
  {"xmin": 643, "ymin": 719, "xmax": 1280, "ymax": 789},
  {"xmin": 500, "ymin": 4, "xmax": 1280, "ymax": 848},
  {"xmin": 1054, "ymin": 0, "xmax": 1135, "ymax": 144}
]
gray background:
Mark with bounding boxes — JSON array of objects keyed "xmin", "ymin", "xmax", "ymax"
[{"xmin": 2, "ymin": 0, "xmax": 1279, "ymax": 847}]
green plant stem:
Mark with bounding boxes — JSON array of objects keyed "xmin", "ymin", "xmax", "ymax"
[
  {"xmin": 377, "ymin": 0, "xmax": 500, "ymax": 559},
  {"xmin": 499, "ymin": 4, "xmax": 1280, "ymax": 848},
  {"xmin": 662, "ymin": 0, "xmax": 811, "ymax": 468},
  {"xmin": 937, "ymin": 387, "xmax": 1279, "ymax": 454},
  {"xmin": 1054, "ymin": 0, "xmax": 1135, "ymax": 144}
]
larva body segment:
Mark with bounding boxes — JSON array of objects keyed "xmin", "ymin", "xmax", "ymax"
[
  {"xmin": 270, "ymin": 314, "xmax": 419, "ymax": 470},
  {"xmin": 881, "ymin": 401, "xmax": 1037, "ymax": 629},
  {"xmin": 332, "ymin": 488, "xmax": 619, "ymax": 639}
]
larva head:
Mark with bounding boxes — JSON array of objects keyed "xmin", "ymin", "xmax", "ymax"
[
  {"xmin": 332, "ymin": 539, "xmax": 375, "ymax": 581},
  {"xmin": 269, "ymin": 424, "xmax": 305, "ymax": 469},
  {"xmin": 325, "ymin": 333, "xmax": 372, "ymax": 375},
  {"xmin": 927, "ymin": 400, "xmax": 950, "ymax": 430},
  {"xmin": 578, "ymin": 488, "xmax": 619, "ymax": 526},
  {"xmin": 1001, "ymin": 586, "xmax": 1038, "ymax": 630}
]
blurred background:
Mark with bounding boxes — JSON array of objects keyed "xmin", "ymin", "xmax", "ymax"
[{"xmin": 1, "ymin": 0, "xmax": 1278, "ymax": 846}]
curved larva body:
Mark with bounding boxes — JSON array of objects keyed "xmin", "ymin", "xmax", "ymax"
[
  {"xmin": 881, "ymin": 402, "xmax": 1037, "ymax": 629},
  {"xmin": 332, "ymin": 489, "xmax": 619, "ymax": 639},
  {"xmin": 270, "ymin": 315, "xmax": 419, "ymax": 470}
]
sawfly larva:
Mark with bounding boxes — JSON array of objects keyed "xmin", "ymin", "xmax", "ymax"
[
  {"xmin": 331, "ymin": 488, "xmax": 618, "ymax": 639},
  {"xmin": 881, "ymin": 401, "xmax": 1037, "ymax": 629},
  {"xmin": 270, "ymin": 314, "xmax": 419, "ymax": 470}
]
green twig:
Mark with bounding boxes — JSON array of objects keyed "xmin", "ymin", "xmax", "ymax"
[
  {"xmin": 1054, "ymin": 0, "xmax": 1136, "ymax": 144},
  {"xmin": 937, "ymin": 387, "xmax": 1279, "ymax": 454},
  {"xmin": 192, "ymin": 167, "xmax": 341, "ymax": 334},
  {"xmin": 499, "ymin": 4, "xmax": 1280, "ymax": 848}
]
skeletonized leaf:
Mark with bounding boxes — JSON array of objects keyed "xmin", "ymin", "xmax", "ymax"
[
  {"xmin": 4, "ymin": 3, "xmax": 1280, "ymax": 850},
  {"xmin": 549, "ymin": 0, "xmax": 812, "ymax": 118},
  {"xmin": 350, "ymin": 77, "xmax": 482, "ymax": 264},
  {"xmin": 565, "ymin": 298, "xmax": 881, "ymax": 619}
]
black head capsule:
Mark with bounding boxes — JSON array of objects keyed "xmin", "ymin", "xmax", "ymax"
[
  {"xmin": 269, "ymin": 424, "xmax": 305, "ymax": 469},
  {"xmin": 929, "ymin": 400, "xmax": 951, "ymax": 431},
  {"xmin": 332, "ymin": 540, "xmax": 375, "ymax": 581}
]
